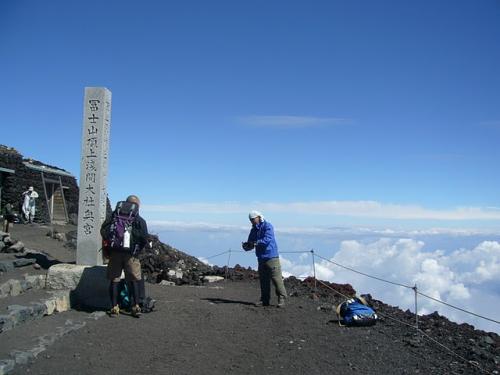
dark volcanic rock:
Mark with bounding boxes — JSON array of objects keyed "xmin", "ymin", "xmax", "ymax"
[{"xmin": 139, "ymin": 235, "xmax": 213, "ymax": 285}]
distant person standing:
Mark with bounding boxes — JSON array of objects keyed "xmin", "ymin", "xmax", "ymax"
[
  {"xmin": 2, "ymin": 202, "xmax": 16, "ymax": 232},
  {"xmin": 242, "ymin": 211, "xmax": 287, "ymax": 307},
  {"xmin": 22, "ymin": 186, "xmax": 39, "ymax": 224},
  {"xmin": 101, "ymin": 195, "xmax": 148, "ymax": 318}
]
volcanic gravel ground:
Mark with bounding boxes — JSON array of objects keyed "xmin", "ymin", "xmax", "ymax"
[
  {"xmin": 3, "ymin": 224, "xmax": 498, "ymax": 374},
  {"xmin": 9, "ymin": 223, "xmax": 76, "ymax": 264},
  {"xmin": 14, "ymin": 280, "xmax": 491, "ymax": 375}
]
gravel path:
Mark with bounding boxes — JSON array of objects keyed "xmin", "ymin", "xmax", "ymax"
[{"xmin": 13, "ymin": 280, "xmax": 485, "ymax": 375}]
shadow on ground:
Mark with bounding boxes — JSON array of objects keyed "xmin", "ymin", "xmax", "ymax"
[{"xmin": 202, "ymin": 297, "xmax": 256, "ymax": 306}]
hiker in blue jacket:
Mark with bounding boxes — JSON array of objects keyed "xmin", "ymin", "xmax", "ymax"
[{"xmin": 242, "ymin": 211, "xmax": 287, "ymax": 307}]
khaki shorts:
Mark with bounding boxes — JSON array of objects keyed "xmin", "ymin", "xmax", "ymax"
[{"xmin": 107, "ymin": 251, "xmax": 142, "ymax": 282}]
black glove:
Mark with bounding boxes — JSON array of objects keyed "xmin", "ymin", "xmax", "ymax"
[{"xmin": 242, "ymin": 242, "xmax": 255, "ymax": 251}]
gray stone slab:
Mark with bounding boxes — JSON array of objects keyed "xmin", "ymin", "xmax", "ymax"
[
  {"xmin": 0, "ymin": 261, "xmax": 14, "ymax": 273},
  {"xmin": 7, "ymin": 280, "xmax": 21, "ymax": 296},
  {"xmin": 0, "ymin": 359, "xmax": 14, "ymax": 375},
  {"xmin": 0, "ymin": 314, "xmax": 16, "ymax": 332},
  {"xmin": 76, "ymin": 87, "xmax": 112, "ymax": 266},
  {"xmin": 12, "ymin": 259, "xmax": 35, "ymax": 268},
  {"xmin": 10, "ymin": 350, "xmax": 33, "ymax": 365},
  {"xmin": 47, "ymin": 264, "xmax": 110, "ymax": 310}
]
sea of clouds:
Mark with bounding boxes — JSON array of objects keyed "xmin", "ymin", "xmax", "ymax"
[{"xmin": 149, "ymin": 221, "xmax": 500, "ymax": 334}]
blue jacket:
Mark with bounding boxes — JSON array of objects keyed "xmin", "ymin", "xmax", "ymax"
[{"xmin": 247, "ymin": 220, "xmax": 279, "ymax": 262}]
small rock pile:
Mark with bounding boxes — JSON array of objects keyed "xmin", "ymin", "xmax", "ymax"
[
  {"xmin": 0, "ymin": 231, "xmax": 47, "ymax": 272},
  {"xmin": 0, "ymin": 231, "xmax": 25, "ymax": 254},
  {"xmin": 139, "ymin": 235, "xmax": 214, "ymax": 285},
  {"xmin": 46, "ymin": 230, "xmax": 67, "ymax": 243},
  {"xmin": 211, "ymin": 264, "xmax": 259, "ymax": 281},
  {"xmin": 285, "ymin": 276, "xmax": 356, "ymax": 307},
  {"xmin": 139, "ymin": 236, "xmax": 261, "ymax": 285}
]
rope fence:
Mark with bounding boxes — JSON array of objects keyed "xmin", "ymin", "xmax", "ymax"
[
  {"xmin": 199, "ymin": 247, "xmax": 498, "ymax": 373},
  {"xmin": 314, "ymin": 253, "xmax": 414, "ymax": 289},
  {"xmin": 201, "ymin": 248, "xmax": 499, "ymax": 326}
]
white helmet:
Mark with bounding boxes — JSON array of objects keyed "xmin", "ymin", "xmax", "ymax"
[{"xmin": 248, "ymin": 210, "xmax": 263, "ymax": 220}]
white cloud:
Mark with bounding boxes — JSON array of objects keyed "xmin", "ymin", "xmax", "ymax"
[
  {"xmin": 148, "ymin": 220, "xmax": 500, "ymax": 239},
  {"xmin": 447, "ymin": 241, "xmax": 500, "ymax": 285},
  {"xmin": 280, "ymin": 255, "xmax": 313, "ymax": 278},
  {"xmin": 149, "ymin": 220, "xmax": 247, "ymax": 233},
  {"xmin": 238, "ymin": 115, "xmax": 351, "ymax": 128},
  {"xmin": 197, "ymin": 257, "xmax": 214, "ymax": 266},
  {"xmin": 143, "ymin": 200, "xmax": 500, "ymax": 221}
]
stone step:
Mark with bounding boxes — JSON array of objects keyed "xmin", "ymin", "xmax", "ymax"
[
  {"xmin": 0, "ymin": 274, "xmax": 45, "ymax": 299},
  {"xmin": 0, "ymin": 289, "xmax": 71, "ymax": 334},
  {"xmin": 0, "ymin": 262, "xmax": 46, "ymax": 286},
  {"xmin": 0, "ymin": 309, "xmax": 105, "ymax": 374}
]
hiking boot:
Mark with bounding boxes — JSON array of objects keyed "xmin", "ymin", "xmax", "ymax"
[
  {"xmin": 108, "ymin": 305, "xmax": 120, "ymax": 317},
  {"xmin": 131, "ymin": 305, "xmax": 142, "ymax": 318},
  {"xmin": 255, "ymin": 301, "xmax": 270, "ymax": 307},
  {"xmin": 277, "ymin": 296, "xmax": 286, "ymax": 308}
]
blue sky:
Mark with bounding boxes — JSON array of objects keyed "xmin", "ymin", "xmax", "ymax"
[
  {"xmin": 1, "ymin": 0, "xmax": 500, "ymax": 331},
  {"xmin": 1, "ymin": 0, "xmax": 499, "ymax": 214}
]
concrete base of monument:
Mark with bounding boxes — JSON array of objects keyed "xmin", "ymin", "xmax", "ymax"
[{"xmin": 46, "ymin": 263, "xmax": 119, "ymax": 310}]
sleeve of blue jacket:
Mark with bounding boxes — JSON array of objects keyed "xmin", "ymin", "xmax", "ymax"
[
  {"xmin": 257, "ymin": 222, "xmax": 275, "ymax": 246},
  {"xmin": 247, "ymin": 227, "xmax": 257, "ymax": 243}
]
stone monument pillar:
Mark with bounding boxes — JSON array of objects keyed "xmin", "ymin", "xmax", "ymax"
[{"xmin": 76, "ymin": 87, "xmax": 111, "ymax": 266}]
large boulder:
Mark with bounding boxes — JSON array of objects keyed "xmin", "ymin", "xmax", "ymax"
[
  {"xmin": 46, "ymin": 264, "xmax": 111, "ymax": 310},
  {"xmin": 4, "ymin": 241, "xmax": 25, "ymax": 253},
  {"xmin": 46, "ymin": 264, "xmax": 88, "ymax": 290},
  {"xmin": 203, "ymin": 276, "xmax": 224, "ymax": 283}
]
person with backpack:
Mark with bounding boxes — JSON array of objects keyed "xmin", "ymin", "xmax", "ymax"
[
  {"xmin": 242, "ymin": 211, "xmax": 287, "ymax": 307},
  {"xmin": 101, "ymin": 195, "xmax": 148, "ymax": 318}
]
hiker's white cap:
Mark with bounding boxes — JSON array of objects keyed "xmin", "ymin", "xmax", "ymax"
[{"xmin": 249, "ymin": 210, "xmax": 263, "ymax": 220}]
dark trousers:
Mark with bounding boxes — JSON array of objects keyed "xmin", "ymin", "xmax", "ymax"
[{"xmin": 258, "ymin": 257, "xmax": 287, "ymax": 304}]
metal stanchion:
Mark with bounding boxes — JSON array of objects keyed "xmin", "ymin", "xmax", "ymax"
[
  {"xmin": 225, "ymin": 249, "xmax": 232, "ymax": 282},
  {"xmin": 414, "ymin": 283, "xmax": 419, "ymax": 336},
  {"xmin": 311, "ymin": 249, "xmax": 317, "ymax": 297}
]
